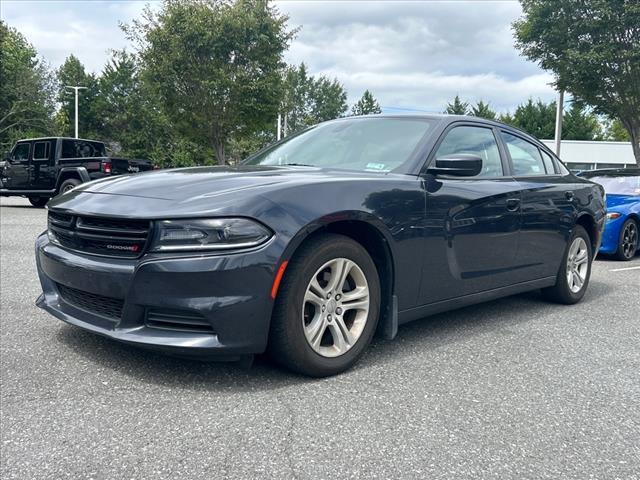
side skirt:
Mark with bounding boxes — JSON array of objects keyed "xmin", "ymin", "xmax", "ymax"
[
  {"xmin": 0, "ymin": 188, "xmax": 56, "ymax": 196},
  {"xmin": 398, "ymin": 276, "xmax": 557, "ymax": 325}
]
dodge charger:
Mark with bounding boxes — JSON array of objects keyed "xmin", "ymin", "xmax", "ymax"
[{"xmin": 36, "ymin": 115, "xmax": 606, "ymax": 376}]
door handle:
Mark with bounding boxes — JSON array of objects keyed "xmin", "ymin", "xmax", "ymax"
[
  {"xmin": 565, "ymin": 191, "xmax": 574, "ymax": 201},
  {"xmin": 506, "ymin": 198, "xmax": 521, "ymax": 211}
]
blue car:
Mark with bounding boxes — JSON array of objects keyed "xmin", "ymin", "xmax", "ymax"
[{"xmin": 580, "ymin": 168, "xmax": 640, "ymax": 260}]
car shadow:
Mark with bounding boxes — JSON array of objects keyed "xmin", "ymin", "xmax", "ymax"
[
  {"xmin": 596, "ymin": 252, "xmax": 640, "ymax": 262},
  {"xmin": 55, "ymin": 282, "xmax": 613, "ymax": 391},
  {"xmin": 0, "ymin": 204, "xmax": 41, "ymax": 209},
  {"xmin": 55, "ymin": 325, "xmax": 311, "ymax": 393},
  {"xmin": 356, "ymin": 280, "xmax": 613, "ymax": 371}
]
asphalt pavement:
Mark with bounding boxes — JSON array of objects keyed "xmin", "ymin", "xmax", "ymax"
[{"xmin": 1, "ymin": 196, "xmax": 639, "ymax": 479}]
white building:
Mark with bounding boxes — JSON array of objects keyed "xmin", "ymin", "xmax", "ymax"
[{"xmin": 540, "ymin": 139, "xmax": 637, "ymax": 171}]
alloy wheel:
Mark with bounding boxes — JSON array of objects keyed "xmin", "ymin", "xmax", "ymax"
[
  {"xmin": 566, "ymin": 237, "xmax": 589, "ymax": 294},
  {"xmin": 621, "ymin": 222, "xmax": 638, "ymax": 259},
  {"xmin": 302, "ymin": 258, "xmax": 370, "ymax": 358}
]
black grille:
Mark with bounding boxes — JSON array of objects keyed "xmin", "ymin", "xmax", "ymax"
[
  {"xmin": 48, "ymin": 211, "xmax": 150, "ymax": 258},
  {"xmin": 145, "ymin": 309, "xmax": 214, "ymax": 334},
  {"xmin": 57, "ymin": 283, "xmax": 124, "ymax": 320}
]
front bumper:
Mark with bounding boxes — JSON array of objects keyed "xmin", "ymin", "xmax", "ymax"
[
  {"xmin": 35, "ymin": 233, "xmax": 278, "ymax": 357},
  {"xmin": 598, "ymin": 217, "xmax": 622, "ymax": 254}
]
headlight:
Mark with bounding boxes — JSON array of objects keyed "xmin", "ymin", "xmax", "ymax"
[
  {"xmin": 606, "ymin": 212, "xmax": 622, "ymax": 221},
  {"xmin": 150, "ymin": 218, "xmax": 272, "ymax": 252}
]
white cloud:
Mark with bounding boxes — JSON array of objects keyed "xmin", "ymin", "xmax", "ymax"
[
  {"xmin": 2, "ymin": 0, "xmax": 557, "ymax": 112},
  {"xmin": 277, "ymin": 0, "xmax": 557, "ymax": 112},
  {"xmin": 1, "ymin": 0, "xmax": 153, "ymax": 73}
]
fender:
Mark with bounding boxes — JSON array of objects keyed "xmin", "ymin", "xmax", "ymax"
[
  {"xmin": 56, "ymin": 167, "xmax": 91, "ymax": 190},
  {"xmin": 277, "ymin": 210, "xmax": 399, "ymax": 340},
  {"xmin": 280, "ymin": 209, "xmax": 398, "ymax": 264}
]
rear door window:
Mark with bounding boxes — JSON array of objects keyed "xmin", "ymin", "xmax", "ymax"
[
  {"xmin": 33, "ymin": 141, "xmax": 51, "ymax": 160},
  {"xmin": 501, "ymin": 132, "xmax": 546, "ymax": 176}
]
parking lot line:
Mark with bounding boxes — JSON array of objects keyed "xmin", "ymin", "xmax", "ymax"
[{"xmin": 610, "ymin": 265, "xmax": 640, "ymax": 272}]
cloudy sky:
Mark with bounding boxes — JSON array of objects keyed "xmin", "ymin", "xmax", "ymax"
[{"xmin": 1, "ymin": 0, "xmax": 558, "ymax": 113}]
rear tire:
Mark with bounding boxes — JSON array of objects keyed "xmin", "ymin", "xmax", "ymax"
[
  {"xmin": 615, "ymin": 218, "xmax": 638, "ymax": 261},
  {"xmin": 542, "ymin": 225, "xmax": 592, "ymax": 305},
  {"xmin": 59, "ymin": 178, "xmax": 81, "ymax": 194},
  {"xmin": 28, "ymin": 196, "xmax": 49, "ymax": 208},
  {"xmin": 269, "ymin": 234, "xmax": 381, "ymax": 377}
]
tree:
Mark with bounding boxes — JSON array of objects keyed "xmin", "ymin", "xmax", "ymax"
[
  {"xmin": 0, "ymin": 21, "xmax": 55, "ymax": 152},
  {"xmin": 509, "ymin": 98, "xmax": 556, "ymax": 139},
  {"xmin": 309, "ymin": 76, "xmax": 348, "ymax": 123},
  {"xmin": 125, "ymin": 0, "xmax": 293, "ymax": 165},
  {"xmin": 498, "ymin": 112, "xmax": 515, "ymax": 126},
  {"xmin": 56, "ymin": 55, "xmax": 101, "ymax": 139},
  {"xmin": 280, "ymin": 63, "xmax": 313, "ymax": 135},
  {"xmin": 562, "ymin": 102, "xmax": 602, "ymax": 141},
  {"xmin": 470, "ymin": 100, "xmax": 497, "ymax": 120},
  {"xmin": 280, "ymin": 63, "xmax": 348, "ymax": 136},
  {"xmin": 94, "ymin": 50, "xmax": 179, "ymax": 163},
  {"xmin": 514, "ymin": 0, "xmax": 640, "ymax": 166},
  {"xmin": 605, "ymin": 118, "xmax": 631, "ymax": 142},
  {"xmin": 351, "ymin": 90, "xmax": 382, "ymax": 116},
  {"xmin": 444, "ymin": 95, "xmax": 469, "ymax": 115}
]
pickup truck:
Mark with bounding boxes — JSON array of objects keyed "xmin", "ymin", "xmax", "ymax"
[{"xmin": 0, "ymin": 137, "xmax": 153, "ymax": 207}]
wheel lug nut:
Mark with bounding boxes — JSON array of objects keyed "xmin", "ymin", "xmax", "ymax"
[
  {"xmin": 335, "ymin": 294, "xmax": 341, "ymax": 300},
  {"xmin": 322, "ymin": 305, "xmax": 326, "ymax": 312},
  {"xmin": 327, "ymin": 314, "xmax": 332, "ymax": 322},
  {"xmin": 326, "ymin": 292, "xmax": 332, "ymax": 299},
  {"xmin": 335, "ymin": 307, "xmax": 342, "ymax": 315}
]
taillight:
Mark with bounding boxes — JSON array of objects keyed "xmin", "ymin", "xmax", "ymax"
[{"xmin": 102, "ymin": 162, "xmax": 112, "ymax": 174}]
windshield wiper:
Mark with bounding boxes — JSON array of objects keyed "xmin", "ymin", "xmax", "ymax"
[{"xmin": 282, "ymin": 163, "xmax": 315, "ymax": 167}]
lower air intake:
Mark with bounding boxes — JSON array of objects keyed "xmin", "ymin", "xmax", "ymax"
[
  {"xmin": 145, "ymin": 309, "xmax": 214, "ymax": 334},
  {"xmin": 57, "ymin": 283, "xmax": 124, "ymax": 320}
]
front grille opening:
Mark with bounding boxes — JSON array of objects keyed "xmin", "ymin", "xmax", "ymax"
[
  {"xmin": 145, "ymin": 309, "xmax": 214, "ymax": 334},
  {"xmin": 48, "ymin": 211, "xmax": 151, "ymax": 258},
  {"xmin": 56, "ymin": 283, "xmax": 124, "ymax": 320},
  {"xmin": 48, "ymin": 211, "xmax": 73, "ymax": 227}
]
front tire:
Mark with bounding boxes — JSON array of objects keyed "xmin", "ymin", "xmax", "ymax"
[
  {"xmin": 615, "ymin": 218, "xmax": 638, "ymax": 261},
  {"xmin": 542, "ymin": 225, "xmax": 592, "ymax": 304},
  {"xmin": 59, "ymin": 178, "xmax": 81, "ymax": 194},
  {"xmin": 269, "ymin": 234, "xmax": 381, "ymax": 377},
  {"xmin": 28, "ymin": 196, "xmax": 49, "ymax": 208}
]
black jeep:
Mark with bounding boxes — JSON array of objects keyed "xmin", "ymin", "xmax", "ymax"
[{"xmin": 0, "ymin": 137, "xmax": 153, "ymax": 207}]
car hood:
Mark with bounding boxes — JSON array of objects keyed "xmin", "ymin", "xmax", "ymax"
[
  {"xmin": 606, "ymin": 194, "xmax": 640, "ymax": 211},
  {"xmin": 77, "ymin": 165, "xmax": 386, "ymax": 201},
  {"xmin": 48, "ymin": 165, "xmax": 403, "ymax": 219}
]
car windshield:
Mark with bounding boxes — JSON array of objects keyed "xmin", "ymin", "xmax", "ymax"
[
  {"xmin": 589, "ymin": 175, "xmax": 640, "ymax": 196},
  {"xmin": 244, "ymin": 117, "xmax": 435, "ymax": 173}
]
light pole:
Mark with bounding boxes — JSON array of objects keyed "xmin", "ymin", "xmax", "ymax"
[
  {"xmin": 65, "ymin": 86, "xmax": 87, "ymax": 138},
  {"xmin": 277, "ymin": 113, "xmax": 282, "ymax": 141},
  {"xmin": 554, "ymin": 89, "xmax": 564, "ymax": 156}
]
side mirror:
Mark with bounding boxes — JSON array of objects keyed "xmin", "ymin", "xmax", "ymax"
[{"xmin": 427, "ymin": 154, "xmax": 482, "ymax": 177}]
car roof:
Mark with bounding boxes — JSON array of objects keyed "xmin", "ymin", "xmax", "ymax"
[
  {"xmin": 580, "ymin": 168, "xmax": 640, "ymax": 177},
  {"xmin": 334, "ymin": 113, "xmax": 551, "ymax": 153},
  {"xmin": 16, "ymin": 137, "xmax": 104, "ymax": 143},
  {"xmin": 341, "ymin": 112, "xmax": 538, "ymax": 134}
]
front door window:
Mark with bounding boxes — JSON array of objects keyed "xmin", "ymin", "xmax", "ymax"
[
  {"xmin": 434, "ymin": 126, "xmax": 503, "ymax": 178},
  {"xmin": 11, "ymin": 143, "xmax": 31, "ymax": 162}
]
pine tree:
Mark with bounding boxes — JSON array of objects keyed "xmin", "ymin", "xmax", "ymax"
[
  {"xmin": 562, "ymin": 101, "xmax": 602, "ymax": 140},
  {"xmin": 470, "ymin": 100, "xmax": 497, "ymax": 120},
  {"xmin": 444, "ymin": 95, "xmax": 469, "ymax": 115},
  {"xmin": 351, "ymin": 90, "xmax": 382, "ymax": 116}
]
